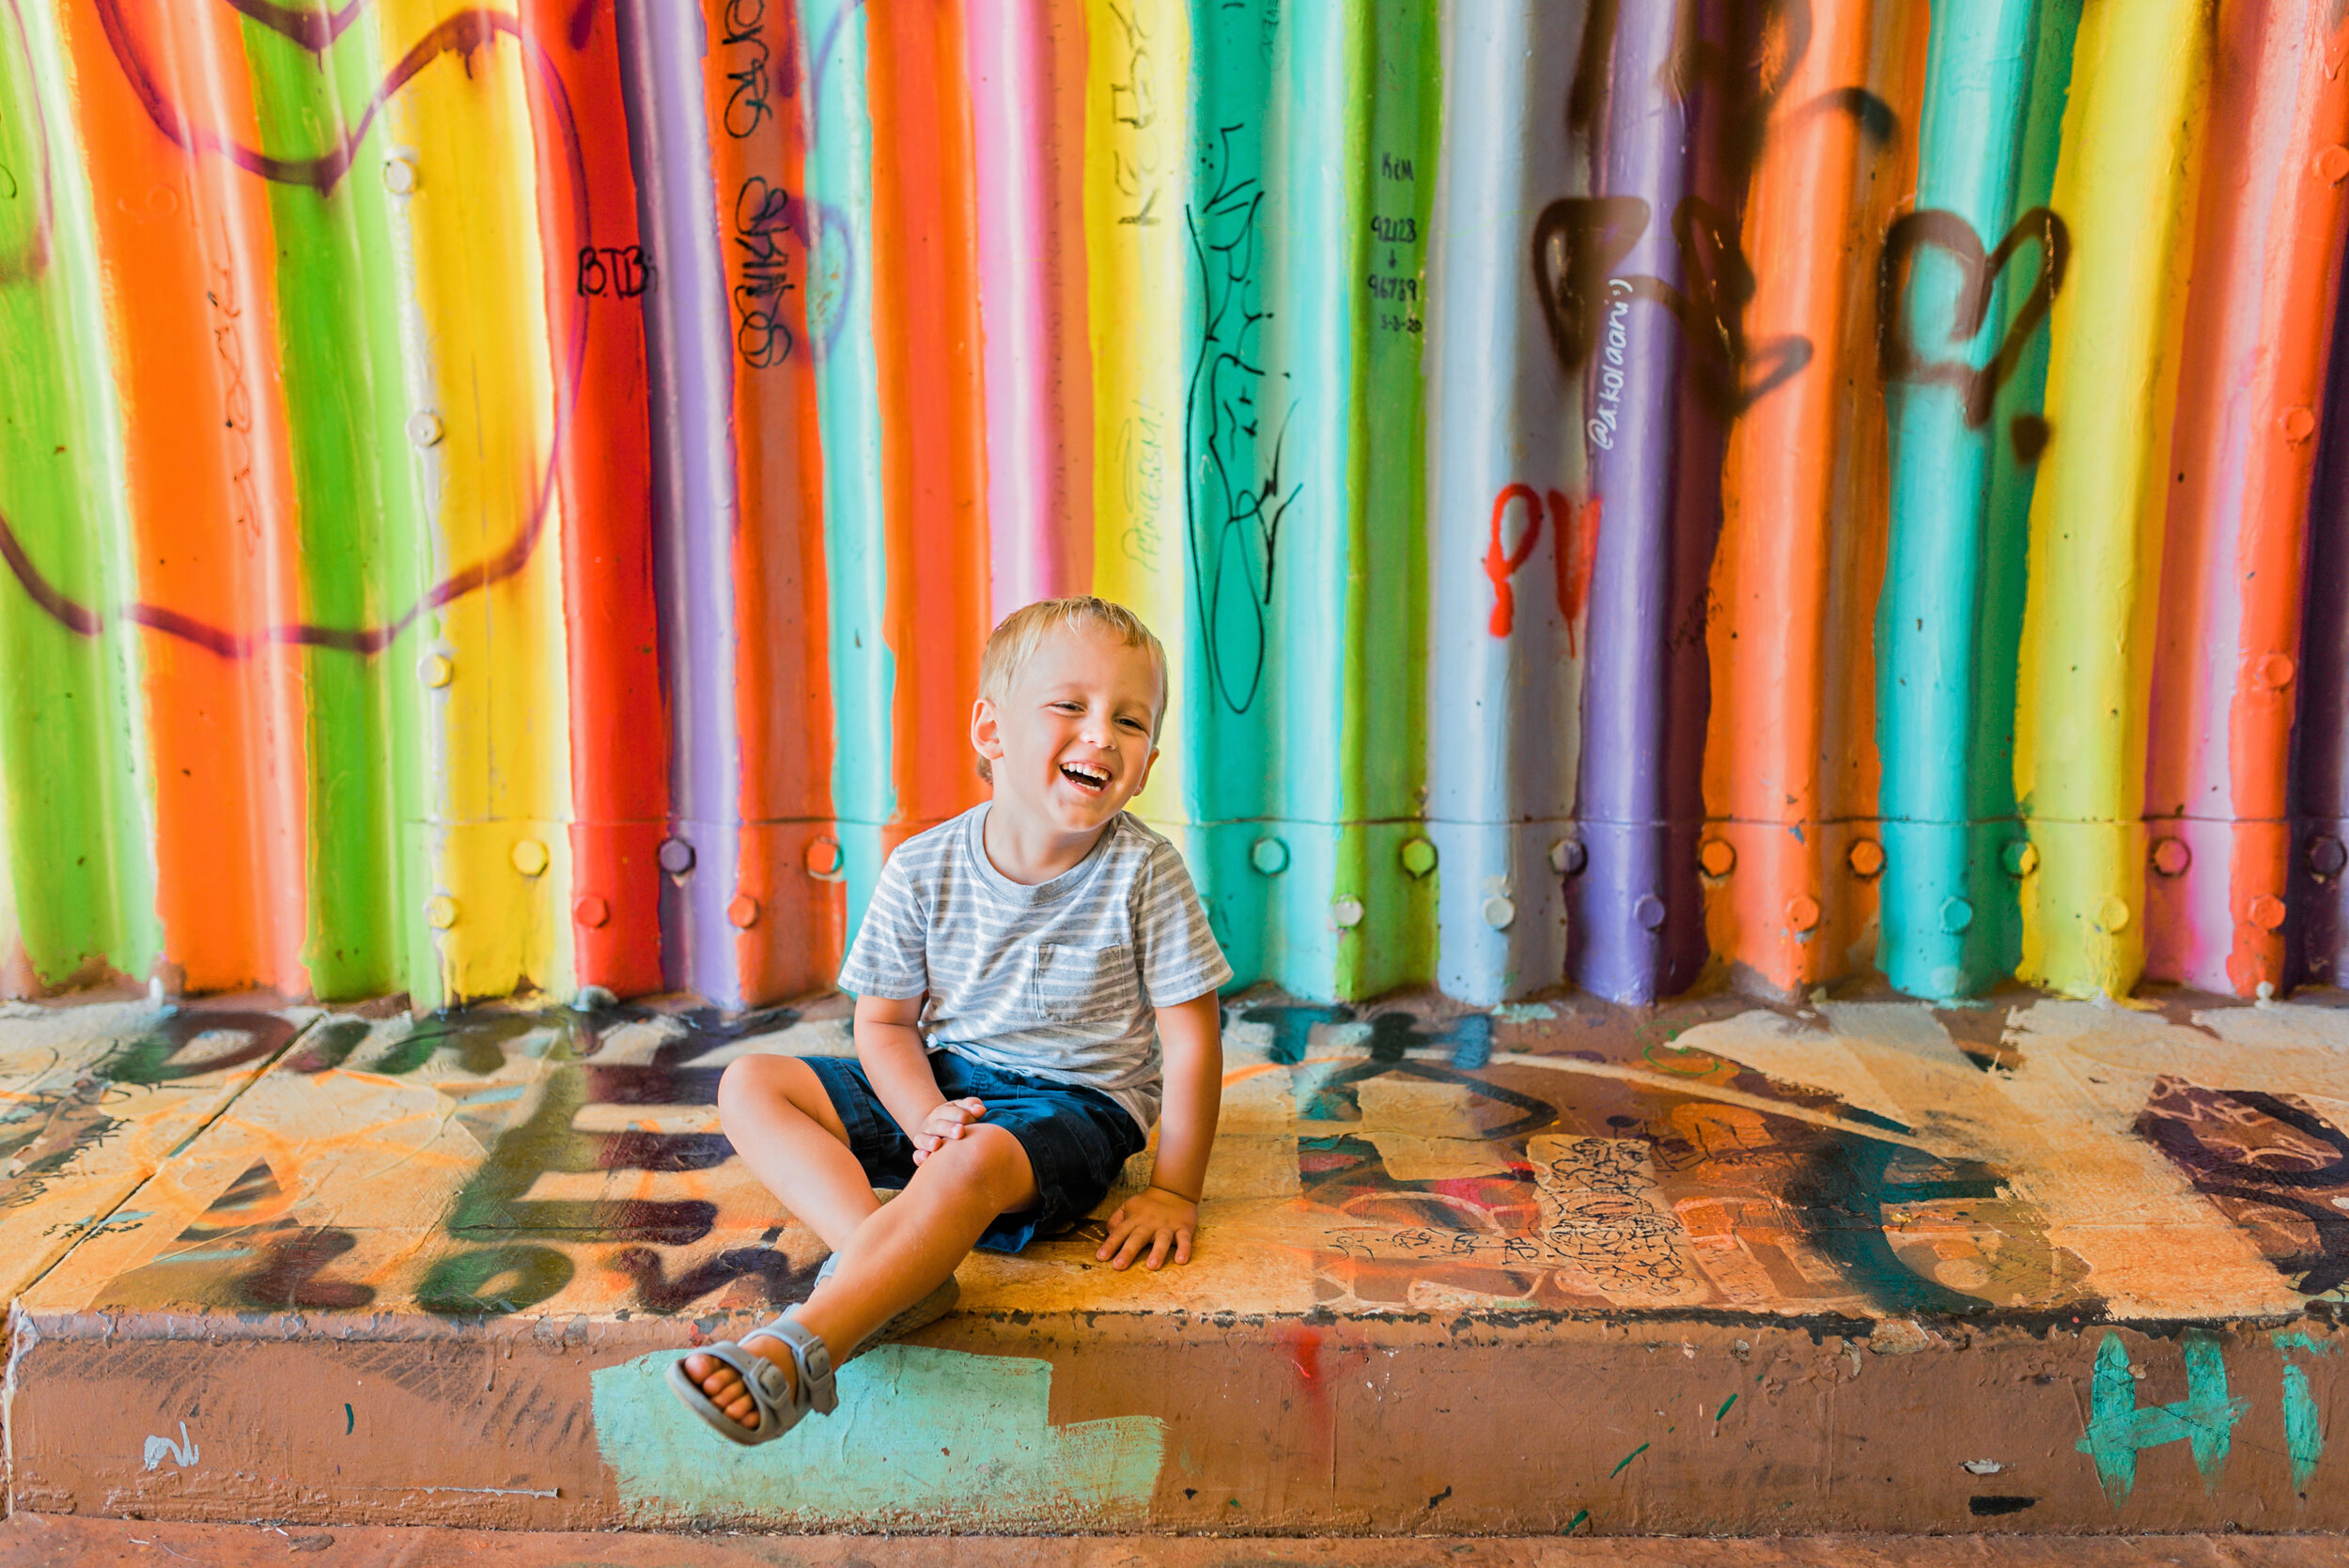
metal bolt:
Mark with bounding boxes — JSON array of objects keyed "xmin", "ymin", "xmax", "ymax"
[
  {"xmin": 2316, "ymin": 144, "xmax": 2349, "ymax": 184},
  {"xmin": 804, "ymin": 836, "xmax": 844, "ymax": 878},
  {"xmin": 423, "ymin": 894, "xmax": 459, "ymax": 930},
  {"xmin": 1786, "ymin": 894, "xmax": 1821, "ymax": 934},
  {"xmin": 658, "ymin": 837, "xmax": 695, "ymax": 876},
  {"xmin": 2151, "ymin": 837, "xmax": 2191, "ymax": 877},
  {"xmin": 1940, "ymin": 896, "xmax": 1973, "ymax": 934},
  {"xmin": 2282, "ymin": 406, "xmax": 2320, "ymax": 444},
  {"xmin": 406, "ymin": 410, "xmax": 443, "ymax": 448},
  {"xmin": 382, "ymin": 156, "xmax": 419, "ymax": 194},
  {"xmin": 2002, "ymin": 841, "xmax": 2039, "ymax": 877},
  {"xmin": 2258, "ymin": 652, "xmax": 2296, "ymax": 691},
  {"xmin": 573, "ymin": 894, "xmax": 611, "ymax": 929},
  {"xmin": 1483, "ymin": 895, "xmax": 1516, "ymax": 930},
  {"xmin": 2249, "ymin": 893, "xmax": 2287, "ymax": 933},
  {"xmin": 1252, "ymin": 837, "xmax": 1290, "ymax": 876},
  {"xmin": 1846, "ymin": 839, "xmax": 1884, "ymax": 878},
  {"xmin": 1634, "ymin": 893, "xmax": 1668, "ymax": 932},
  {"xmin": 1400, "ymin": 837, "xmax": 1438, "ymax": 878},
  {"xmin": 728, "ymin": 893, "xmax": 761, "ymax": 929},
  {"xmin": 1551, "ymin": 838, "xmax": 1588, "ymax": 877},
  {"xmin": 419, "ymin": 653, "xmax": 454, "ymax": 689},
  {"xmin": 2097, "ymin": 895, "xmax": 2131, "ymax": 934},
  {"xmin": 1331, "ymin": 895, "xmax": 1364, "ymax": 929},
  {"xmin": 510, "ymin": 839, "xmax": 549, "ymax": 877},
  {"xmin": 1699, "ymin": 839, "xmax": 1736, "ymax": 877},
  {"xmin": 2311, "ymin": 836, "xmax": 2347, "ymax": 877}
]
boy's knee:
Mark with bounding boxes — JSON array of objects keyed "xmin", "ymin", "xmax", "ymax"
[
  {"xmin": 717, "ymin": 1051, "xmax": 809, "ymax": 1110},
  {"xmin": 933, "ymin": 1123, "xmax": 1033, "ymax": 1201}
]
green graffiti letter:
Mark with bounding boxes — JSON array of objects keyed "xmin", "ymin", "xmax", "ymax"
[{"xmin": 2075, "ymin": 1330, "xmax": 2247, "ymax": 1501}]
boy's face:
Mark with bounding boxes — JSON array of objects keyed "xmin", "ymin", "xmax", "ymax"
[{"xmin": 972, "ymin": 627, "xmax": 1162, "ymax": 834}]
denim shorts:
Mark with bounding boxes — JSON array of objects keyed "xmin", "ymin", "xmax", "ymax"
[{"xmin": 801, "ymin": 1050, "xmax": 1148, "ymax": 1252}]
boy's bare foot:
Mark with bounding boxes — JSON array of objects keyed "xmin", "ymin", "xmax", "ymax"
[{"xmin": 679, "ymin": 1333, "xmax": 794, "ymax": 1433}]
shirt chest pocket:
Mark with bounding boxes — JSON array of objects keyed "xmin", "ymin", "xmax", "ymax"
[{"xmin": 1030, "ymin": 941, "xmax": 1135, "ymax": 1024}]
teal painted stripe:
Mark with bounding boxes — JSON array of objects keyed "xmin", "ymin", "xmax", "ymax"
[
  {"xmin": 1181, "ymin": 0, "xmax": 1278, "ymax": 987},
  {"xmin": 1876, "ymin": 0, "xmax": 2079, "ymax": 1000},
  {"xmin": 0, "ymin": 0, "xmax": 158, "ymax": 987},
  {"xmin": 802, "ymin": 0, "xmax": 894, "ymax": 942}
]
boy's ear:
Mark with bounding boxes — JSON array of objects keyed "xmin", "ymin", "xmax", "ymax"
[
  {"xmin": 970, "ymin": 696, "xmax": 1004, "ymax": 765},
  {"xmin": 1130, "ymin": 743, "xmax": 1160, "ymax": 800}
]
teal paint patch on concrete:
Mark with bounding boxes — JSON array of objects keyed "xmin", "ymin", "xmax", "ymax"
[
  {"xmin": 2075, "ymin": 1330, "xmax": 2247, "ymax": 1501},
  {"xmin": 2273, "ymin": 1328, "xmax": 2338, "ymax": 1491},
  {"xmin": 591, "ymin": 1343, "xmax": 1167, "ymax": 1529}
]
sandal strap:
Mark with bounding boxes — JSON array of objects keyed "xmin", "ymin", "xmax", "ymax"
[{"xmin": 748, "ymin": 1310, "xmax": 838, "ymax": 1417}]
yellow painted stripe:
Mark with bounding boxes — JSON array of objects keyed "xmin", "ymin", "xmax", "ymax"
[
  {"xmin": 2014, "ymin": 0, "xmax": 2208, "ymax": 997},
  {"xmin": 383, "ymin": 1, "xmax": 572, "ymax": 1004},
  {"xmin": 1083, "ymin": 0, "xmax": 1191, "ymax": 824}
]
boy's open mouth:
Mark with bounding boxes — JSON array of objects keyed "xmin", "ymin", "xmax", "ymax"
[{"xmin": 1060, "ymin": 760, "xmax": 1111, "ymax": 794}]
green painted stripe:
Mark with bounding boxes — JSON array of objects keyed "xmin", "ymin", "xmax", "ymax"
[
  {"xmin": 0, "ymin": 0, "xmax": 158, "ymax": 986},
  {"xmin": 240, "ymin": 17, "xmax": 428, "ymax": 999}
]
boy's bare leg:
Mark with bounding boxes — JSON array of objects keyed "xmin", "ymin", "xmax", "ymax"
[{"xmin": 684, "ymin": 1059, "xmax": 1038, "ymax": 1434}]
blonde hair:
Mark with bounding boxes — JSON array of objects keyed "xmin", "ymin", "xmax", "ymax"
[{"xmin": 975, "ymin": 597, "xmax": 1167, "ymax": 784}]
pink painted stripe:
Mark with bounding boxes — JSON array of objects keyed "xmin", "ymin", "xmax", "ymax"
[{"xmin": 968, "ymin": 0, "xmax": 1066, "ymax": 618}]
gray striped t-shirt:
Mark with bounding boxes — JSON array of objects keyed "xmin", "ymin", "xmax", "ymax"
[{"xmin": 838, "ymin": 804, "xmax": 1232, "ymax": 1131}]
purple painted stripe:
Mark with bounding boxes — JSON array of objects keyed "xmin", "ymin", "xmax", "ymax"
[
  {"xmin": 1568, "ymin": 3, "xmax": 1719, "ymax": 1004},
  {"xmin": 616, "ymin": 0, "xmax": 741, "ymax": 1001},
  {"xmin": 2288, "ymin": 255, "xmax": 2349, "ymax": 986}
]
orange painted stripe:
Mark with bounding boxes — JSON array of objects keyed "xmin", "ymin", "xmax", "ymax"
[
  {"xmin": 866, "ymin": 0, "xmax": 992, "ymax": 834},
  {"xmin": 697, "ymin": 0, "xmax": 843, "ymax": 1001},
  {"xmin": 1703, "ymin": 2, "xmax": 1916, "ymax": 992},
  {"xmin": 57, "ymin": 0, "xmax": 307, "ymax": 995},
  {"xmin": 2219, "ymin": 5, "xmax": 2349, "ymax": 992}
]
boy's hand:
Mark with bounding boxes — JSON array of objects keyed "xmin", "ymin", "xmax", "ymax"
[
  {"xmin": 1097, "ymin": 1185, "xmax": 1198, "ymax": 1270},
  {"xmin": 910, "ymin": 1096, "xmax": 987, "ymax": 1164}
]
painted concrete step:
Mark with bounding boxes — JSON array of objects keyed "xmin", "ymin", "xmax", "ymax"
[
  {"xmin": 6, "ymin": 988, "xmax": 2349, "ymax": 1534},
  {"xmin": 4, "ymin": 1516, "xmax": 2346, "ymax": 1568}
]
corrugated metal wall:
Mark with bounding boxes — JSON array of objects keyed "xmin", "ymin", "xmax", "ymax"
[{"xmin": 3, "ymin": 0, "xmax": 2348, "ymax": 1012}]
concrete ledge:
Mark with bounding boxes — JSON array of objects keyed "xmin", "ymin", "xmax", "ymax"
[{"xmin": 8, "ymin": 988, "xmax": 2349, "ymax": 1532}]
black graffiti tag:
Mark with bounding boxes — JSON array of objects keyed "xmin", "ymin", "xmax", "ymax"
[{"xmin": 1878, "ymin": 207, "xmax": 2069, "ymax": 429}]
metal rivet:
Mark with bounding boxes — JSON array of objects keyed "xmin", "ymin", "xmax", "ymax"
[
  {"xmin": 2311, "ymin": 836, "xmax": 2348, "ymax": 877},
  {"xmin": 2151, "ymin": 837, "xmax": 2191, "ymax": 877},
  {"xmin": 2282, "ymin": 406, "xmax": 2320, "ymax": 444},
  {"xmin": 805, "ymin": 836, "xmax": 844, "ymax": 878},
  {"xmin": 1400, "ymin": 837, "xmax": 1438, "ymax": 878},
  {"xmin": 573, "ymin": 894, "xmax": 611, "ymax": 929},
  {"xmin": 1699, "ymin": 839, "xmax": 1736, "ymax": 877},
  {"xmin": 510, "ymin": 838, "xmax": 549, "ymax": 877},
  {"xmin": 406, "ymin": 410, "xmax": 443, "ymax": 448},
  {"xmin": 658, "ymin": 837, "xmax": 695, "ymax": 876},
  {"xmin": 1252, "ymin": 837, "xmax": 1290, "ymax": 876},
  {"xmin": 1330, "ymin": 895, "xmax": 1364, "ymax": 929},
  {"xmin": 1634, "ymin": 893, "xmax": 1668, "ymax": 931},
  {"xmin": 1483, "ymin": 895, "xmax": 1516, "ymax": 930},
  {"xmin": 1940, "ymin": 896, "xmax": 1973, "ymax": 934},
  {"xmin": 2249, "ymin": 893, "xmax": 2287, "ymax": 932},
  {"xmin": 1847, "ymin": 839, "xmax": 1884, "ymax": 878},
  {"xmin": 2097, "ymin": 895, "xmax": 2131, "ymax": 933},
  {"xmin": 2002, "ymin": 842, "xmax": 2039, "ymax": 877},
  {"xmin": 382, "ymin": 156, "xmax": 419, "ymax": 194},
  {"xmin": 1551, "ymin": 838, "xmax": 1588, "ymax": 877},
  {"xmin": 2258, "ymin": 652, "xmax": 2296, "ymax": 691},
  {"xmin": 1786, "ymin": 894, "xmax": 1821, "ymax": 933},
  {"xmin": 423, "ymin": 894, "xmax": 458, "ymax": 930},
  {"xmin": 728, "ymin": 893, "xmax": 761, "ymax": 929},
  {"xmin": 419, "ymin": 653, "xmax": 453, "ymax": 689},
  {"xmin": 2316, "ymin": 144, "xmax": 2349, "ymax": 184}
]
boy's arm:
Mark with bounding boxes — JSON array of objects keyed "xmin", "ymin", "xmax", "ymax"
[
  {"xmin": 853, "ymin": 993, "xmax": 985, "ymax": 1159},
  {"xmin": 1097, "ymin": 990, "xmax": 1221, "ymax": 1269}
]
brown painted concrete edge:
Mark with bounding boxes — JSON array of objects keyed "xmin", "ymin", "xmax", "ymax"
[
  {"xmin": 6, "ymin": 1514, "xmax": 2349, "ymax": 1568},
  {"xmin": 10, "ymin": 1304, "xmax": 2348, "ymax": 1535}
]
